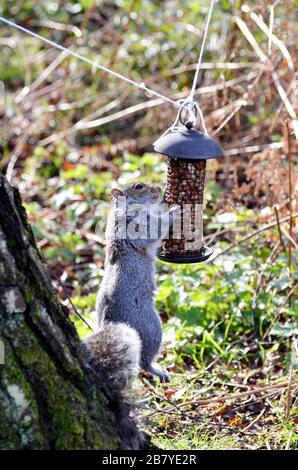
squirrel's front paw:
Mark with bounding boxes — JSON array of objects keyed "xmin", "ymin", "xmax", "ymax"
[{"xmin": 169, "ymin": 205, "xmax": 181, "ymax": 216}]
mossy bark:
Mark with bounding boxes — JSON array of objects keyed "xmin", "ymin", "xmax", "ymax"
[{"xmin": 0, "ymin": 176, "xmax": 144, "ymax": 450}]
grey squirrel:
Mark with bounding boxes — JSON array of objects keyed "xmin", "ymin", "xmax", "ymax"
[{"xmin": 83, "ymin": 183, "xmax": 178, "ymax": 389}]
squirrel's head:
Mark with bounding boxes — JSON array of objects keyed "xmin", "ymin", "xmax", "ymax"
[{"xmin": 111, "ymin": 183, "xmax": 161, "ymax": 205}]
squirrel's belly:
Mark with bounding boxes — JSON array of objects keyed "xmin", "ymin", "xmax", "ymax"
[
  {"xmin": 97, "ymin": 266, "xmax": 157, "ymax": 325},
  {"xmin": 98, "ymin": 288, "xmax": 158, "ymax": 323}
]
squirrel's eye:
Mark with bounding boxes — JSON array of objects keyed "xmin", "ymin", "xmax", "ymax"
[{"xmin": 135, "ymin": 183, "xmax": 144, "ymax": 190}]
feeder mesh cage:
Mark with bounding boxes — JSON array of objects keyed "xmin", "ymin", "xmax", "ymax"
[{"xmin": 159, "ymin": 158, "xmax": 206, "ymax": 259}]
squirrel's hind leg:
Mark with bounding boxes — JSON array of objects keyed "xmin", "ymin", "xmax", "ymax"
[{"xmin": 143, "ymin": 364, "xmax": 170, "ymax": 383}]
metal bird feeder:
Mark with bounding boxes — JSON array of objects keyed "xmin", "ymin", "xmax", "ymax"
[{"xmin": 154, "ymin": 105, "xmax": 223, "ymax": 264}]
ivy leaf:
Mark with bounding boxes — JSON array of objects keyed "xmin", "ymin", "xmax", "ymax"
[{"xmin": 271, "ymin": 322, "xmax": 298, "ymax": 338}]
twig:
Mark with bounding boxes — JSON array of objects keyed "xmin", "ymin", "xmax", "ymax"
[
  {"xmin": 182, "ymin": 382, "xmax": 298, "ymax": 407},
  {"xmin": 142, "ymin": 382, "xmax": 294, "ymax": 426},
  {"xmin": 48, "ymin": 95, "xmax": 99, "ymax": 112},
  {"xmin": 242, "ymin": 4, "xmax": 295, "ymax": 71},
  {"xmin": 212, "ymin": 213, "xmax": 298, "ymax": 260},
  {"xmin": 281, "ymin": 226, "xmax": 298, "ymax": 250},
  {"xmin": 274, "ymin": 207, "xmax": 287, "ymax": 255},
  {"xmin": 285, "ymin": 365, "xmax": 294, "ymax": 420},
  {"xmin": 215, "ymin": 59, "xmax": 267, "ymax": 140},
  {"xmin": 268, "ymin": 3, "xmax": 274, "ymax": 55},
  {"xmin": 242, "ymin": 407, "xmax": 266, "ymax": 431},
  {"xmin": 15, "ymin": 49, "xmax": 69, "ymax": 104},
  {"xmin": 263, "ymin": 282, "xmax": 298, "ymax": 339},
  {"xmin": 224, "ymin": 141, "xmax": 284, "ymax": 157},
  {"xmin": 40, "ymin": 97, "xmax": 166, "ymax": 145},
  {"xmin": 71, "ymin": 96, "xmax": 124, "ymax": 128},
  {"xmin": 233, "ymin": 16, "xmax": 267, "ymax": 62},
  {"xmin": 52, "ymin": 274, "xmax": 94, "ymax": 332},
  {"xmin": 234, "ymin": 15, "xmax": 298, "ymax": 139},
  {"xmin": 265, "ymin": 440, "xmax": 272, "ymax": 450},
  {"xmin": 194, "ymin": 72, "xmax": 258, "ymax": 96},
  {"xmin": 286, "ymin": 122, "xmax": 294, "ymax": 309},
  {"xmin": 141, "ymin": 378, "xmax": 199, "ymax": 422},
  {"xmin": 269, "ymin": 79, "xmax": 297, "ymax": 133},
  {"xmin": 161, "ymin": 61, "xmax": 261, "ymax": 77},
  {"xmin": 30, "ymin": 19, "xmax": 82, "ymax": 38},
  {"xmin": 20, "ymin": 78, "xmax": 65, "ymax": 105},
  {"xmin": 142, "ymin": 378, "xmax": 188, "ymax": 416},
  {"xmin": 251, "ymin": 241, "xmax": 281, "ymax": 365},
  {"xmin": 285, "ymin": 339, "xmax": 297, "ymax": 420},
  {"xmin": 285, "ymin": 434, "xmax": 293, "ymax": 450},
  {"xmin": 5, "ymin": 122, "xmax": 36, "ymax": 182},
  {"xmin": 213, "ymin": 102, "xmax": 245, "ymax": 135},
  {"xmin": 141, "ymin": 406, "xmax": 226, "ymax": 428},
  {"xmin": 272, "ymin": 73, "xmax": 298, "ymax": 139},
  {"xmin": 66, "ymin": 294, "xmax": 94, "ymax": 332},
  {"xmin": 145, "ymin": 382, "xmax": 298, "ymax": 421},
  {"xmin": 252, "ymin": 241, "xmax": 281, "ymax": 308}
]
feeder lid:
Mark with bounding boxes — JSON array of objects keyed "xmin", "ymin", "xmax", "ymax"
[{"xmin": 154, "ymin": 127, "xmax": 223, "ymax": 160}]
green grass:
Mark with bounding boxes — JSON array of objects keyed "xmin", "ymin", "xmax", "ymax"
[{"xmin": 153, "ymin": 433, "xmax": 241, "ymax": 451}]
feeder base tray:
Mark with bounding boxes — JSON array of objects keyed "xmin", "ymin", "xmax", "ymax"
[{"xmin": 157, "ymin": 245, "xmax": 213, "ymax": 264}]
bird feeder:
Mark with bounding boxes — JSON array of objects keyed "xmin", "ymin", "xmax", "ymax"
[{"xmin": 154, "ymin": 105, "xmax": 223, "ymax": 264}]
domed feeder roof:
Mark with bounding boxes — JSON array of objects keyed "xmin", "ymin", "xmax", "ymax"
[{"xmin": 154, "ymin": 127, "xmax": 223, "ymax": 160}]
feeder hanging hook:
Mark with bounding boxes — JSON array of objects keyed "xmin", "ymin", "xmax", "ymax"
[{"xmin": 177, "ymin": 99, "xmax": 208, "ymax": 135}]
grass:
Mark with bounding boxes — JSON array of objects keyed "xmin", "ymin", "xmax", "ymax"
[{"xmin": 137, "ymin": 364, "xmax": 298, "ymax": 450}]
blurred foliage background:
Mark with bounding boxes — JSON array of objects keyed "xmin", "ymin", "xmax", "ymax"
[{"xmin": 0, "ymin": 0, "xmax": 297, "ymax": 449}]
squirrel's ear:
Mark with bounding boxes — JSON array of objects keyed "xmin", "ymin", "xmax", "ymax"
[{"xmin": 111, "ymin": 188, "xmax": 124, "ymax": 200}]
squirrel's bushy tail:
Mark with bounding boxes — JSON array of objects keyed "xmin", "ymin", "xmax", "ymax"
[{"xmin": 83, "ymin": 322, "xmax": 141, "ymax": 391}]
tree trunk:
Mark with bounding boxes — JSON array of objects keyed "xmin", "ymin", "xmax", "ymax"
[{"xmin": 0, "ymin": 176, "xmax": 144, "ymax": 450}]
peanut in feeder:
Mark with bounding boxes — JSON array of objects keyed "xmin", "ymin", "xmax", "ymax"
[{"xmin": 154, "ymin": 104, "xmax": 223, "ymax": 264}]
